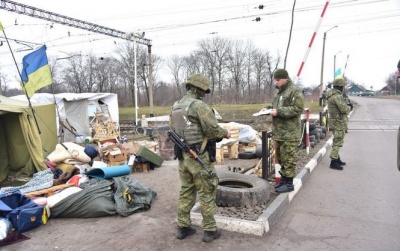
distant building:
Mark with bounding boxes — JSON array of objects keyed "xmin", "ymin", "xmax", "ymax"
[
  {"xmin": 379, "ymin": 86, "xmax": 392, "ymax": 96},
  {"xmin": 346, "ymin": 83, "xmax": 366, "ymax": 96}
]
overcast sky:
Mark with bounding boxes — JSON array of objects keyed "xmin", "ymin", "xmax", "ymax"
[{"xmin": 1, "ymin": 0, "xmax": 399, "ymax": 91}]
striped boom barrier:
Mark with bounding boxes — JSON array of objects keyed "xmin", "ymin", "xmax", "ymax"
[
  {"xmin": 305, "ymin": 108, "xmax": 310, "ymax": 155},
  {"xmin": 273, "ymin": 142, "xmax": 282, "ymax": 184},
  {"xmin": 343, "ymin": 54, "xmax": 349, "ymax": 78},
  {"xmin": 293, "ymin": 0, "xmax": 330, "ymax": 84}
]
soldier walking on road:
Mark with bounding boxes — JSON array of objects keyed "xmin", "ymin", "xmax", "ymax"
[
  {"xmin": 169, "ymin": 74, "xmax": 231, "ymax": 243},
  {"xmin": 326, "ymin": 78, "xmax": 351, "ymax": 170},
  {"xmin": 263, "ymin": 69, "xmax": 305, "ymax": 193}
]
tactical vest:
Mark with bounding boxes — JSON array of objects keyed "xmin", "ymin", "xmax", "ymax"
[
  {"xmin": 170, "ymin": 97, "xmax": 204, "ymax": 145},
  {"xmin": 327, "ymin": 91, "xmax": 343, "ymax": 119}
]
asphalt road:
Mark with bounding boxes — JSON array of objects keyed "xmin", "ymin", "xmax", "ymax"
[
  {"xmin": 264, "ymin": 96, "xmax": 400, "ymax": 250},
  {"xmin": 4, "ymin": 96, "xmax": 400, "ymax": 251}
]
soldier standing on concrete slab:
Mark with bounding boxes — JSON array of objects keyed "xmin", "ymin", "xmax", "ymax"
[
  {"xmin": 169, "ymin": 74, "xmax": 231, "ymax": 243},
  {"xmin": 265, "ymin": 69, "xmax": 305, "ymax": 193},
  {"xmin": 326, "ymin": 78, "xmax": 351, "ymax": 170}
]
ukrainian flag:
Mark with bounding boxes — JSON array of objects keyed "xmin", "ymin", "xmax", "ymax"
[
  {"xmin": 334, "ymin": 68, "xmax": 343, "ymax": 79},
  {"xmin": 21, "ymin": 45, "xmax": 53, "ymax": 97}
]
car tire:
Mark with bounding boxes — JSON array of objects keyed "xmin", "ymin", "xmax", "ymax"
[
  {"xmin": 317, "ymin": 126, "xmax": 327, "ymax": 133},
  {"xmin": 309, "ymin": 123, "xmax": 317, "ymax": 131},
  {"xmin": 216, "ymin": 172, "xmax": 270, "ymax": 207},
  {"xmin": 238, "ymin": 151, "xmax": 257, "ymax": 159}
]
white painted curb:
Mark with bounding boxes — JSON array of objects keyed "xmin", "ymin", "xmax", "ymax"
[{"xmin": 190, "ymin": 135, "xmax": 334, "ymax": 236}]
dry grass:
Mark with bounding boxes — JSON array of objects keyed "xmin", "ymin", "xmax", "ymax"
[{"xmin": 119, "ymin": 102, "xmax": 324, "ymax": 121}]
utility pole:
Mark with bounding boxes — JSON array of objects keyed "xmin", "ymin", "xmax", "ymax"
[{"xmin": 320, "ymin": 25, "xmax": 338, "ymax": 99}]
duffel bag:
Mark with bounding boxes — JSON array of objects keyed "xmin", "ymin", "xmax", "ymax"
[{"xmin": 0, "ymin": 191, "xmax": 43, "ymax": 233}]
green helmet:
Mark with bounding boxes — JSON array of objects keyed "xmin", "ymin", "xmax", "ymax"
[
  {"xmin": 332, "ymin": 79, "xmax": 345, "ymax": 87},
  {"xmin": 186, "ymin": 74, "xmax": 211, "ymax": 93}
]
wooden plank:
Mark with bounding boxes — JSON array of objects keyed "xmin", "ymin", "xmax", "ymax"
[{"xmin": 25, "ymin": 183, "xmax": 74, "ymax": 198}]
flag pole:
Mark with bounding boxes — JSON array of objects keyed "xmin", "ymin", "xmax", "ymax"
[{"xmin": 1, "ymin": 26, "xmax": 41, "ymax": 134}]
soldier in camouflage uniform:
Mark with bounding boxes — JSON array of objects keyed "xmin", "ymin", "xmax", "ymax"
[
  {"xmin": 266, "ymin": 69, "xmax": 305, "ymax": 193},
  {"xmin": 169, "ymin": 74, "xmax": 231, "ymax": 243},
  {"xmin": 326, "ymin": 78, "xmax": 351, "ymax": 170}
]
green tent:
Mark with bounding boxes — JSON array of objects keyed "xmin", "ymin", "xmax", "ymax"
[{"xmin": 0, "ymin": 95, "xmax": 57, "ymax": 182}]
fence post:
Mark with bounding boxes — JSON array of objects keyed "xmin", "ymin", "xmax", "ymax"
[{"xmin": 262, "ymin": 131, "xmax": 267, "ymax": 180}]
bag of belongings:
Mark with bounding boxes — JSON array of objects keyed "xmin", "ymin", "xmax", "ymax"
[{"xmin": 0, "ymin": 191, "xmax": 43, "ymax": 233}]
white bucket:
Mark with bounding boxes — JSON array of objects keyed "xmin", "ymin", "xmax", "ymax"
[{"xmin": 75, "ymin": 135, "xmax": 85, "ymax": 144}]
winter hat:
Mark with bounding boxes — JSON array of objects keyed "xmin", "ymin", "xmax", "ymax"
[
  {"xmin": 84, "ymin": 145, "xmax": 98, "ymax": 159},
  {"xmin": 273, "ymin": 69, "xmax": 289, "ymax": 79}
]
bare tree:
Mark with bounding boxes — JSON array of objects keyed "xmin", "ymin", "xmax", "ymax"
[
  {"xmin": 253, "ymin": 49, "xmax": 269, "ymax": 102},
  {"xmin": 167, "ymin": 55, "xmax": 184, "ymax": 98},
  {"xmin": 265, "ymin": 51, "xmax": 281, "ymax": 98},
  {"xmin": 60, "ymin": 53, "xmax": 99, "ymax": 93},
  {"xmin": 385, "ymin": 72, "xmax": 400, "ymax": 93},
  {"xmin": 0, "ymin": 66, "xmax": 9, "ymax": 96},
  {"xmin": 197, "ymin": 37, "xmax": 231, "ymax": 102},
  {"xmin": 243, "ymin": 40, "xmax": 256, "ymax": 103},
  {"xmin": 226, "ymin": 39, "xmax": 246, "ymax": 103}
]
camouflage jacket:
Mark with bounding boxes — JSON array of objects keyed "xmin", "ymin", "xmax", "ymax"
[
  {"xmin": 326, "ymin": 88, "xmax": 350, "ymax": 130},
  {"xmin": 271, "ymin": 78, "xmax": 305, "ymax": 142},
  {"xmin": 169, "ymin": 90, "xmax": 228, "ymax": 144}
]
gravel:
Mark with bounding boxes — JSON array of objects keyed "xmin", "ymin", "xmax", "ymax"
[{"xmin": 213, "ymin": 129, "xmax": 332, "ymax": 221}]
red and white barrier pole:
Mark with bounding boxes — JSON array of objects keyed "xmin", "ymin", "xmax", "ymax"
[
  {"xmin": 273, "ymin": 142, "xmax": 282, "ymax": 184},
  {"xmin": 343, "ymin": 54, "xmax": 349, "ymax": 78},
  {"xmin": 293, "ymin": 0, "xmax": 330, "ymax": 84},
  {"xmin": 305, "ymin": 108, "xmax": 310, "ymax": 155}
]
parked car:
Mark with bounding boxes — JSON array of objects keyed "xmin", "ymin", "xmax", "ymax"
[{"xmin": 357, "ymin": 91, "xmax": 374, "ymax": 97}]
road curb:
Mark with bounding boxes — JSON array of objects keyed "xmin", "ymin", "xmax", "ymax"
[{"xmin": 190, "ymin": 135, "xmax": 334, "ymax": 236}]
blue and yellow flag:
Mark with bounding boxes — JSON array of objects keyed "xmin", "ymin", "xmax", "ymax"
[
  {"xmin": 21, "ymin": 45, "xmax": 53, "ymax": 97},
  {"xmin": 334, "ymin": 68, "xmax": 343, "ymax": 79}
]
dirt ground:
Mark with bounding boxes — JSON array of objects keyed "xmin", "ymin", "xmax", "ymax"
[{"xmin": 4, "ymin": 131, "xmax": 331, "ymax": 251}]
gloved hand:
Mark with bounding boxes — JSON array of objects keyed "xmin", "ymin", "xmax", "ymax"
[{"xmin": 347, "ymin": 103, "xmax": 353, "ymax": 111}]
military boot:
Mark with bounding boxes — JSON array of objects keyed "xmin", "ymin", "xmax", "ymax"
[
  {"xmin": 338, "ymin": 157, "xmax": 346, "ymax": 166},
  {"xmin": 329, "ymin": 159, "xmax": 343, "ymax": 170},
  {"xmin": 274, "ymin": 171, "xmax": 286, "ymax": 189},
  {"xmin": 275, "ymin": 177, "xmax": 294, "ymax": 193},
  {"xmin": 176, "ymin": 226, "xmax": 196, "ymax": 240},
  {"xmin": 202, "ymin": 229, "xmax": 221, "ymax": 243}
]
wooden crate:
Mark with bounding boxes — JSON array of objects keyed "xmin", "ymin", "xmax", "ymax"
[{"xmin": 215, "ymin": 139, "xmax": 239, "ymax": 165}]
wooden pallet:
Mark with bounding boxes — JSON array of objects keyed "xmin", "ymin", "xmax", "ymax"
[{"xmin": 24, "ymin": 183, "xmax": 74, "ymax": 198}]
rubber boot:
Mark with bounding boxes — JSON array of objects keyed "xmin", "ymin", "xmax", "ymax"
[
  {"xmin": 176, "ymin": 226, "xmax": 196, "ymax": 240},
  {"xmin": 274, "ymin": 175, "xmax": 286, "ymax": 189},
  {"xmin": 329, "ymin": 159, "xmax": 343, "ymax": 170},
  {"xmin": 275, "ymin": 177, "xmax": 294, "ymax": 193},
  {"xmin": 338, "ymin": 157, "xmax": 346, "ymax": 166},
  {"xmin": 202, "ymin": 229, "xmax": 221, "ymax": 243}
]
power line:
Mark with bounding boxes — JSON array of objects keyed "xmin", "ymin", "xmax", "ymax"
[{"xmin": 0, "ymin": 0, "xmax": 151, "ymax": 46}]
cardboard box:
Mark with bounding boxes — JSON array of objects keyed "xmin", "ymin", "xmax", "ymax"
[
  {"xmin": 102, "ymin": 144, "xmax": 128, "ymax": 162},
  {"xmin": 133, "ymin": 162, "xmax": 149, "ymax": 172},
  {"xmin": 106, "ymin": 149, "xmax": 128, "ymax": 162},
  {"xmin": 121, "ymin": 142, "xmax": 136, "ymax": 155}
]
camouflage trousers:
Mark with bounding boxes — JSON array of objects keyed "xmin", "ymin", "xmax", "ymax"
[
  {"xmin": 176, "ymin": 151, "xmax": 219, "ymax": 231},
  {"xmin": 330, "ymin": 128, "xmax": 345, "ymax": 160},
  {"xmin": 275, "ymin": 140, "xmax": 298, "ymax": 178}
]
